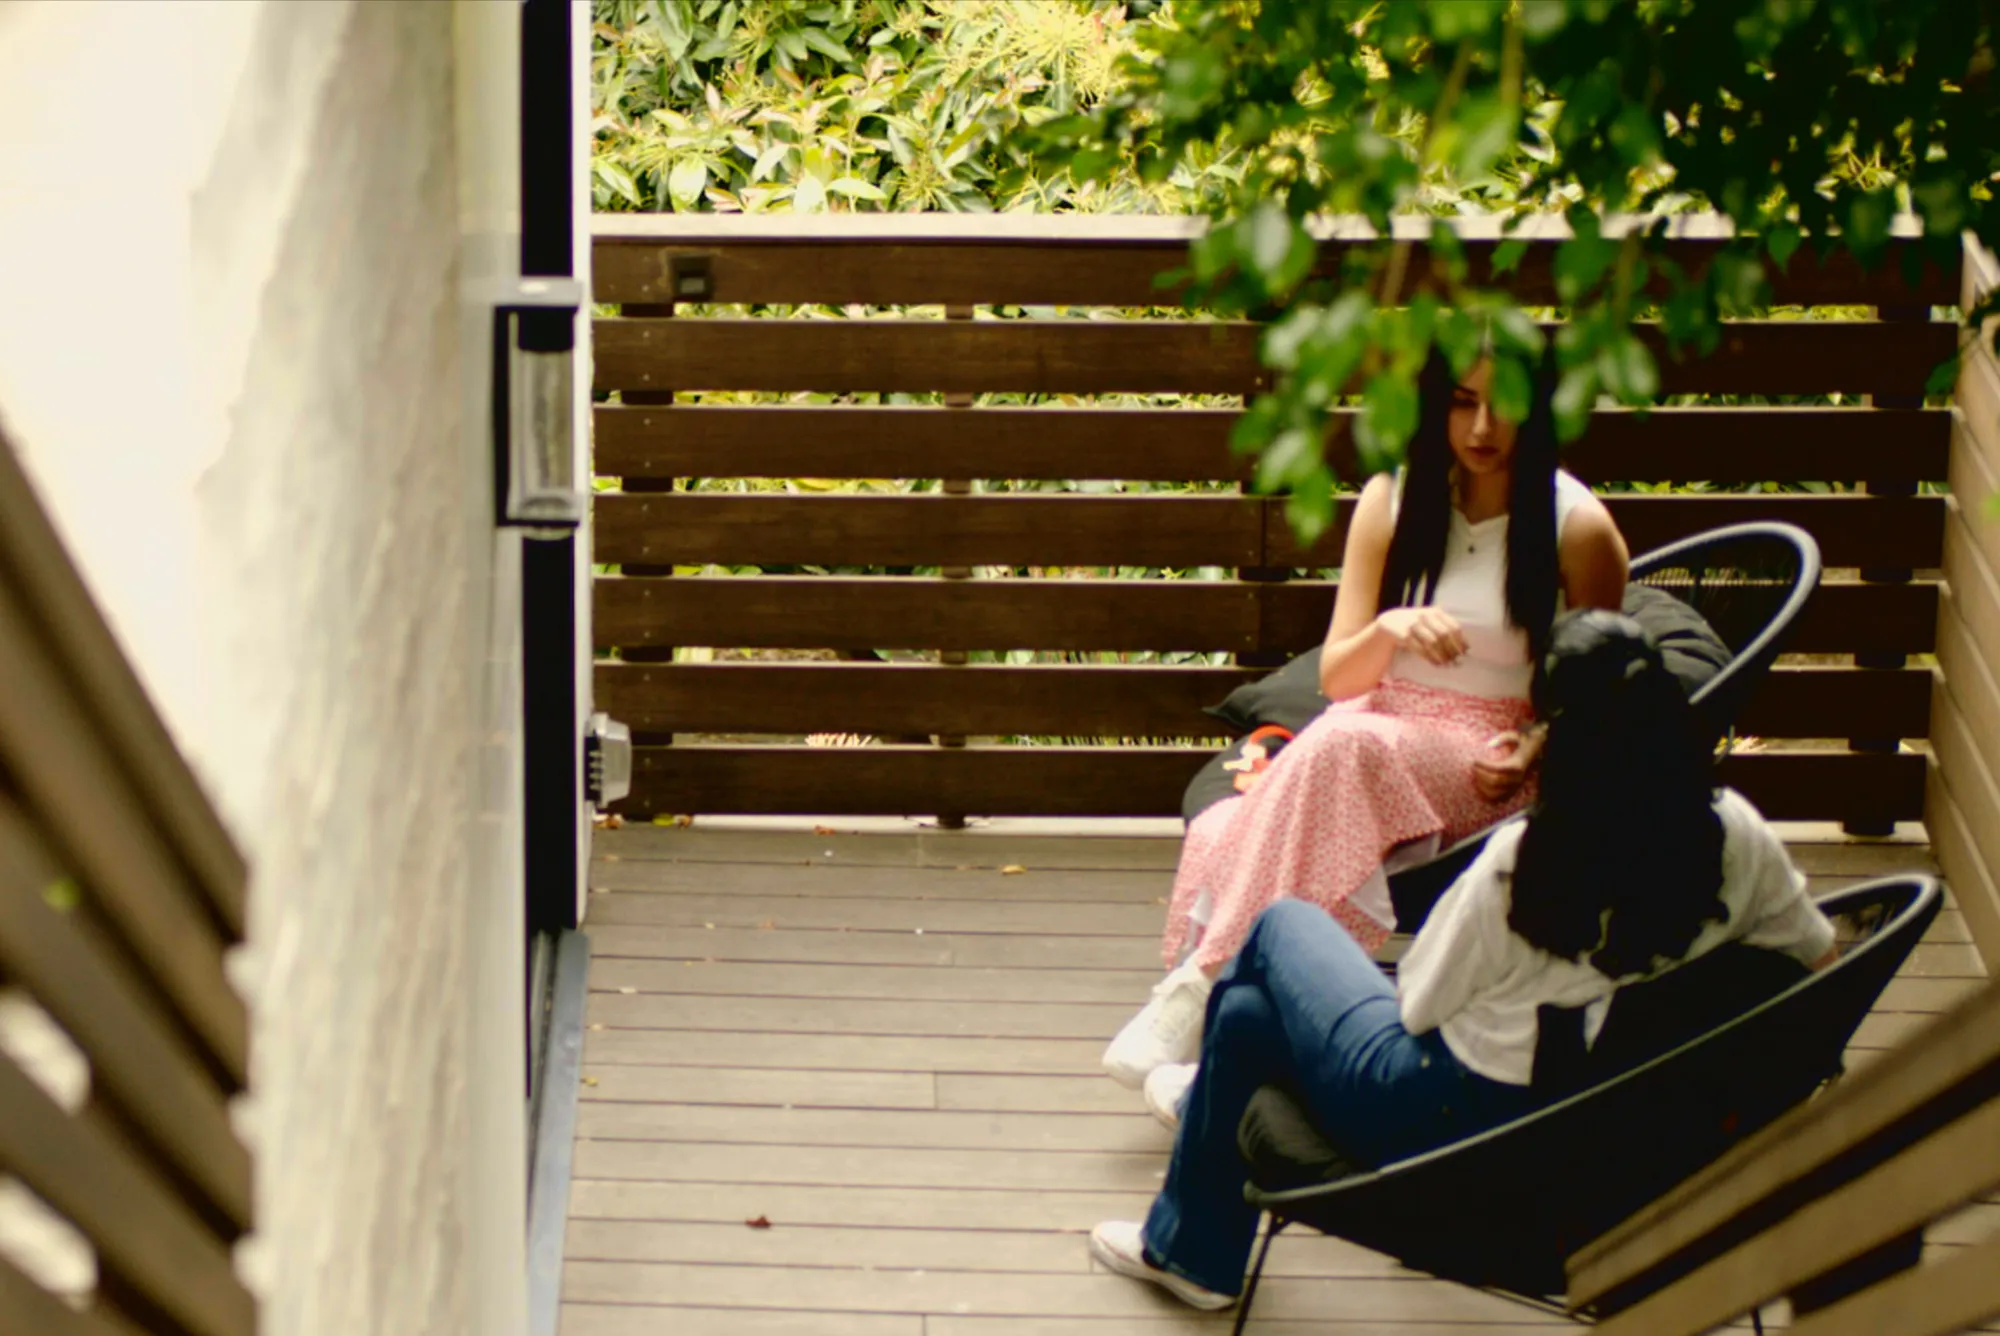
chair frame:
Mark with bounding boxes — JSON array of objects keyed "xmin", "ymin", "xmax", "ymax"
[
  {"xmin": 1227, "ymin": 874, "xmax": 1942, "ymax": 1332},
  {"xmin": 1387, "ymin": 521, "xmax": 1824, "ymax": 931}
]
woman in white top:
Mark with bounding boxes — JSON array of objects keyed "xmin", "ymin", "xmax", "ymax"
[
  {"xmin": 1087, "ymin": 610, "xmax": 1838, "ymax": 1311},
  {"xmin": 1106, "ymin": 350, "xmax": 1630, "ymax": 1088}
]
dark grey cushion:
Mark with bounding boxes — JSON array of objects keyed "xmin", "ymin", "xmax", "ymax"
[{"xmin": 1238, "ymin": 1084, "xmax": 1362, "ymax": 1191}]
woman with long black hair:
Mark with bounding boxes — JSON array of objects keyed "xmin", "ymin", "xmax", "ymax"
[
  {"xmin": 1088, "ymin": 610, "xmax": 1839, "ymax": 1310},
  {"xmin": 1106, "ymin": 348, "xmax": 1630, "ymax": 1088}
]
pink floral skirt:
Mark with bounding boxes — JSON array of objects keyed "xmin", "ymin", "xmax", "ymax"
[{"xmin": 1164, "ymin": 677, "xmax": 1535, "ymax": 970}]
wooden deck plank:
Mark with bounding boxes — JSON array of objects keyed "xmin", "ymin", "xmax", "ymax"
[
  {"xmin": 579, "ymin": 1065, "xmax": 937, "ymax": 1110},
  {"xmin": 590, "ymin": 860, "xmax": 1173, "ymax": 904},
  {"xmin": 566, "ymin": 825, "xmax": 1982, "ymax": 1333},
  {"xmin": 586, "ymin": 992, "xmax": 1134, "ymax": 1039},
  {"xmin": 564, "ymin": 1218, "xmax": 1092, "ymax": 1273},
  {"xmin": 568, "ymin": 1179, "xmax": 1159, "ymax": 1233},
  {"xmin": 585, "ymin": 1029, "xmax": 1104, "ymax": 1074},
  {"xmin": 561, "ymin": 1259, "xmax": 1573, "ymax": 1322},
  {"xmin": 587, "ymin": 959, "xmax": 1156, "ymax": 1004},
  {"xmin": 574, "ymin": 1102, "xmax": 1172, "ymax": 1154},
  {"xmin": 561, "ymin": 1305, "xmax": 919, "ymax": 1335},
  {"xmin": 584, "ymin": 892, "xmax": 1165, "ymax": 937},
  {"xmin": 572, "ymin": 1139, "xmax": 1168, "ymax": 1192}
]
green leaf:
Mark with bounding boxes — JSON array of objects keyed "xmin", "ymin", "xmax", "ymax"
[
  {"xmin": 1489, "ymin": 354, "xmax": 1533, "ymax": 427},
  {"xmin": 1448, "ymin": 92, "xmax": 1520, "ymax": 181},
  {"xmin": 1254, "ymin": 425, "xmax": 1320, "ymax": 492},
  {"xmin": 774, "ymin": 28, "xmax": 811, "ymax": 63},
  {"xmin": 1429, "ymin": 0, "xmax": 1504, "ymax": 40},
  {"xmin": 1355, "ymin": 370, "xmax": 1421, "ymax": 469},
  {"xmin": 1488, "ymin": 303, "xmax": 1547, "ymax": 360},
  {"xmin": 1519, "ymin": 0, "xmax": 1569, "ymax": 38},
  {"xmin": 1925, "ymin": 354, "xmax": 1961, "ymax": 397},
  {"xmin": 801, "ymin": 27, "xmax": 852, "ymax": 62},
  {"xmin": 1490, "ymin": 238, "xmax": 1529, "ymax": 276},
  {"xmin": 1766, "ymin": 224, "xmax": 1802, "ymax": 271},
  {"xmin": 1242, "ymin": 203, "xmax": 1315, "ymax": 294},
  {"xmin": 668, "ymin": 157, "xmax": 708, "ymax": 209},
  {"xmin": 1553, "ymin": 233, "xmax": 1617, "ymax": 303},
  {"xmin": 1845, "ymin": 191, "xmax": 1894, "ymax": 267},
  {"xmin": 1552, "ymin": 364, "xmax": 1600, "ymax": 443},
  {"xmin": 1596, "ymin": 334, "xmax": 1660, "ymax": 403},
  {"xmin": 793, "ymin": 171, "xmax": 827, "ymax": 213},
  {"xmin": 827, "ymin": 176, "xmax": 887, "ymax": 201},
  {"xmin": 1285, "ymin": 468, "xmax": 1336, "ymax": 547}
]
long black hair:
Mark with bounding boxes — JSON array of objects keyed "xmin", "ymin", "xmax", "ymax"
[
  {"xmin": 1507, "ymin": 610, "xmax": 1729, "ymax": 978},
  {"xmin": 1380, "ymin": 348, "xmax": 1562, "ymax": 653}
]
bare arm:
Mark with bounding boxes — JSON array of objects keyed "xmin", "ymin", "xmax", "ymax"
[
  {"xmin": 1319, "ymin": 474, "xmax": 1471, "ymax": 701},
  {"xmin": 1559, "ymin": 497, "xmax": 1630, "ymax": 612}
]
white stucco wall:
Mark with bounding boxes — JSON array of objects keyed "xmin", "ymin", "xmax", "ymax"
[{"xmin": 0, "ymin": 2, "xmax": 530, "ymax": 1333}]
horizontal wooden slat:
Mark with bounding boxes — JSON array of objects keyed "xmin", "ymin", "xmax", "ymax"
[
  {"xmin": 0, "ymin": 565, "xmax": 247, "ymax": 1087},
  {"xmin": 592, "ymin": 212, "xmax": 1957, "ymax": 308},
  {"xmin": 0, "ymin": 796, "xmax": 251, "ymax": 1231},
  {"xmin": 595, "ymin": 491, "xmax": 1943, "ymax": 571},
  {"xmin": 596, "ymin": 576, "xmax": 1937, "ymax": 655},
  {"xmin": 595, "ymin": 576, "xmax": 1264, "ymax": 652},
  {"xmin": 594, "ymin": 318, "xmax": 1956, "ymax": 398},
  {"xmin": 594, "ymin": 662, "xmax": 1251, "ymax": 737},
  {"xmin": 0, "ymin": 1047, "xmax": 254, "ymax": 1336},
  {"xmin": 1261, "ymin": 581, "xmax": 1936, "ymax": 656},
  {"xmin": 594, "ymin": 317, "xmax": 1267, "ymax": 396},
  {"xmin": 1590, "ymin": 1096, "xmax": 2000, "ymax": 1336},
  {"xmin": 594, "ymin": 493, "xmax": 1263, "ymax": 568},
  {"xmin": 0, "ymin": 436, "xmax": 247, "ymax": 937},
  {"xmin": 595, "ymin": 404, "xmax": 1949, "ymax": 484},
  {"xmin": 593, "ymin": 661, "xmax": 1929, "ymax": 741},
  {"xmin": 1786, "ymin": 1231, "xmax": 2000, "ymax": 1336},
  {"xmin": 1276, "ymin": 494, "xmax": 1944, "ymax": 570},
  {"xmin": 612, "ymin": 744, "xmax": 1922, "ymax": 822},
  {"xmin": 1570, "ymin": 982, "xmax": 2000, "ymax": 1310},
  {"xmin": 0, "ymin": 1254, "xmax": 134, "ymax": 1336}
]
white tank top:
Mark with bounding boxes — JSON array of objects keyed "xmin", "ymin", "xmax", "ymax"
[{"xmin": 1383, "ymin": 469, "xmax": 1594, "ymax": 700}]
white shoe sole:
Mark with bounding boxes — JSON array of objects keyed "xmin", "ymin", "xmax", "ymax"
[{"xmin": 1088, "ymin": 1223, "xmax": 1235, "ymax": 1311}]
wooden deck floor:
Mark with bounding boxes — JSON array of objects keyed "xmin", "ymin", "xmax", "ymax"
[{"xmin": 560, "ymin": 820, "xmax": 1989, "ymax": 1336}]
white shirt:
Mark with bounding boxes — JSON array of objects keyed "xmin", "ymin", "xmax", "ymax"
[
  {"xmin": 1386, "ymin": 469, "xmax": 1596, "ymax": 700},
  {"xmin": 1396, "ymin": 788, "xmax": 1836, "ymax": 1086}
]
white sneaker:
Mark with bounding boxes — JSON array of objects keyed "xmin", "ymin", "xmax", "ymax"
[
  {"xmin": 1102, "ymin": 963, "xmax": 1213, "ymax": 1089},
  {"xmin": 1088, "ymin": 1220, "xmax": 1236, "ymax": 1310},
  {"xmin": 1144, "ymin": 1062, "xmax": 1198, "ymax": 1130}
]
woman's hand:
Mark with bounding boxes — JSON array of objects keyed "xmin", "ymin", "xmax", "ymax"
[
  {"xmin": 1472, "ymin": 724, "xmax": 1546, "ymax": 803},
  {"xmin": 1375, "ymin": 607, "xmax": 1469, "ymax": 666}
]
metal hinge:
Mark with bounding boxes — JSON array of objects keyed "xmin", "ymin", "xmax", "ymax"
[{"xmin": 584, "ymin": 712, "xmax": 631, "ymax": 806}]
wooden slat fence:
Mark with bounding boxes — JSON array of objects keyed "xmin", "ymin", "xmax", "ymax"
[
  {"xmin": 590, "ymin": 213, "xmax": 1956, "ymax": 827},
  {"xmin": 0, "ymin": 432, "xmax": 256, "ymax": 1336},
  {"xmin": 1926, "ymin": 237, "xmax": 2000, "ymax": 971},
  {"xmin": 1567, "ymin": 979, "xmax": 2000, "ymax": 1336}
]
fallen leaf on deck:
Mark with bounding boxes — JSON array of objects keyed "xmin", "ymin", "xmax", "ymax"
[
  {"xmin": 617, "ymin": 987, "xmax": 637, "ymax": 995},
  {"xmin": 703, "ymin": 922, "xmax": 716, "ymax": 929},
  {"xmin": 813, "ymin": 825, "xmax": 837, "ymax": 835},
  {"xmin": 581, "ymin": 1076, "xmax": 599, "ymax": 1087},
  {"xmin": 745, "ymin": 1216, "xmax": 772, "ymax": 1230},
  {"xmin": 758, "ymin": 918, "xmax": 777, "ymax": 930},
  {"xmin": 1000, "ymin": 865, "xmax": 1027, "ymax": 875},
  {"xmin": 588, "ymin": 1023, "xmax": 605, "ymax": 1031}
]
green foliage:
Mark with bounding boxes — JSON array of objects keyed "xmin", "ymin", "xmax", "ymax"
[
  {"xmin": 592, "ymin": 0, "xmax": 1236, "ymax": 213},
  {"xmin": 1039, "ymin": 0, "xmax": 2000, "ymax": 542}
]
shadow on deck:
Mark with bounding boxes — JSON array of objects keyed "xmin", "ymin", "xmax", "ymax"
[{"xmin": 558, "ymin": 820, "xmax": 1991, "ymax": 1336}]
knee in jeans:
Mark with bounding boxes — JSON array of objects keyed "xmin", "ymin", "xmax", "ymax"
[{"xmin": 1259, "ymin": 899, "xmax": 1324, "ymax": 938}]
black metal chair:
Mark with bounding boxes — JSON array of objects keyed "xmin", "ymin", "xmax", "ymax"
[
  {"xmin": 1226, "ymin": 875, "xmax": 1941, "ymax": 1329},
  {"xmin": 1385, "ymin": 521, "xmax": 1823, "ymax": 932}
]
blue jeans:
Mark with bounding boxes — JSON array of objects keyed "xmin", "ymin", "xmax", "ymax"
[{"xmin": 1141, "ymin": 900, "xmax": 1540, "ymax": 1296}]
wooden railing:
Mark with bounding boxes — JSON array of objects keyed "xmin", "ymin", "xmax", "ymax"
[
  {"xmin": 0, "ymin": 434, "xmax": 256, "ymax": 1335},
  {"xmin": 590, "ymin": 214, "xmax": 1955, "ymax": 828},
  {"xmin": 1567, "ymin": 978, "xmax": 2000, "ymax": 1335},
  {"xmin": 1926, "ymin": 238, "xmax": 2000, "ymax": 969}
]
